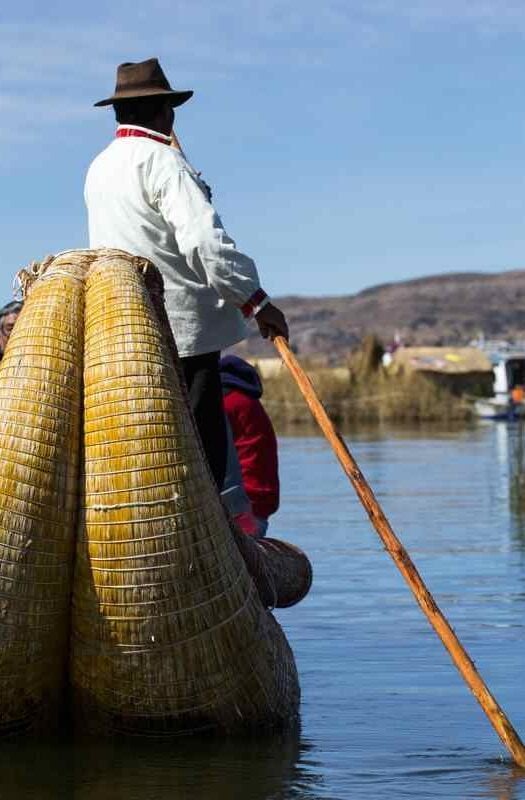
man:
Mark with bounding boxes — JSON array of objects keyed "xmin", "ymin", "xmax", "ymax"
[
  {"xmin": 85, "ymin": 58, "xmax": 288, "ymax": 489},
  {"xmin": 0, "ymin": 301, "xmax": 22, "ymax": 359}
]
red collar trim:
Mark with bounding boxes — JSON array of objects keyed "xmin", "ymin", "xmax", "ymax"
[{"xmin": 116, "ymin": 127, "xmax": 171, "ymax": 145}]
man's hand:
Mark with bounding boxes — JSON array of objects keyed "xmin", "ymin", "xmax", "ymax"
[{"xmin": 255, "ymin": 302, "xmax": 289, "ymax": 341}]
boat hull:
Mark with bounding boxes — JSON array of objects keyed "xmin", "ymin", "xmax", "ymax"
[{"xmin": 475, "ymin": 399, "xmax": 525, "ymax": 420}]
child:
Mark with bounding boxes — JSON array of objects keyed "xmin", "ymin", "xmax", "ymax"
[
  {"xmin": 220, "ymin": 356, "xmax": 279, "ymax": 537},
  {"xmin": 0, "ymin": 301, "xmax": 22, "ymax": 359}
]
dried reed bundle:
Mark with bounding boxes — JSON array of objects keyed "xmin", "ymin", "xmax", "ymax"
[
  {"xmin": 0, "ymin": 250, "xmax": 93, "ymax": 734},
  {"xmin": 237, "ymin": 536, "xmax": 312, "ymax": 609},
  {"xmin": 71, "ymin": 252, "xmax": 299, "ymax": 735}
]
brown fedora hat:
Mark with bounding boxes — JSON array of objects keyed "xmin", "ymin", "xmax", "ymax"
[{"xmin": 94, "ymin": 58, "xmax": 193, "ymax": 108}]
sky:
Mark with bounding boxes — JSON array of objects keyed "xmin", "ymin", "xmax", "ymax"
[{"xmin": 1, "ymin": 0, "xmax": 525, "ymax": 301}]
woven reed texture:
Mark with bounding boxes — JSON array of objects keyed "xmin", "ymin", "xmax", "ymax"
[
  {"xmin": 236, "ymin": 536, "xmax": 313, "ymax": 609},
  {"xmin": 71, "ymin": 252, "xmax": 299, "ymax": 736},
  {"xmin": 0, "ymin": 251, "xmax": 92, "ymax": 734}
]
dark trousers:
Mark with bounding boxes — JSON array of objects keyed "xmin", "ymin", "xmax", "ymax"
[{"xmin": 180, "ymin": 351, "xmax": 227, "ymax": 490}]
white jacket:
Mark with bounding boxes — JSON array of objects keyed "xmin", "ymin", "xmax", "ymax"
[{"xmin": 85, "ymin": 125, "xmax": 266, "ymax": 357}]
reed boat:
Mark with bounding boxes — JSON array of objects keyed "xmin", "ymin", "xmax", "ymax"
[{"xmin": 0, "ymin": 249, "xmax": 309, "ymax": 737}]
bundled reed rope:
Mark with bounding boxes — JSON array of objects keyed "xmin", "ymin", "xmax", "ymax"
[
  {"xmin": 0, "ymin": 250, "xmax": 93, "ymax": 733},
  {"xmin": 71, "ymin": 252, "xmax": 299, "ymax": 735},
  {"xmin": 238, "ymin": 537, "xmax": 313, "ymax": 609}
]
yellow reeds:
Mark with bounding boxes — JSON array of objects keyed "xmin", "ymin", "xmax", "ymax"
[
  {"xmin": 71, "ymin": 252, "xmax": 299, "ymax": 735},
  {"xmin": 0, "ymin": 251, "xmax": 92, "ymax": 733}
]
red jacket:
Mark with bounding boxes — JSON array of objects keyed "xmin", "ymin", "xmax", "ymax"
[{"xmin": 223, "ymin": 388, "xmax": 279, "ymax": 519}]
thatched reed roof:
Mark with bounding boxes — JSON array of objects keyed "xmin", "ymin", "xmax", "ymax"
[{"xmin": 391, "ymin": 347, "xmax": 492, "ymax": 375}]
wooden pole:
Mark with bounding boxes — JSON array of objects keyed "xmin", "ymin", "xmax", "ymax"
[{"xmin": 273, "ymin": 334, "xmax": 525, "ymax": 768}]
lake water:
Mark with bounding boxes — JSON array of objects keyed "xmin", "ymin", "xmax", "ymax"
[{"xmin": 2, "ymin": 423, "xmax": 525, "ymax": 799}]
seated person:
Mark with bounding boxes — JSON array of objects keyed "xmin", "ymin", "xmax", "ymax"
[
  {"xmin": 220, "ymin": 356, "xmax": 279, "ymax": 537},
  {"xmin": 0, "ymin": 301, "xmax": 22, "ymax": 359}
]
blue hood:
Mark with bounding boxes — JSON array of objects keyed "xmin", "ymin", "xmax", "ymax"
[{"xmin": 220, "ymin": 355, "xmax": 263, "ymax": 399}]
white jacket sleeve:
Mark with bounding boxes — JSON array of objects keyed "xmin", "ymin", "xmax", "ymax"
[{"xmin": 157, "ymin": 165, "xmax": 263, "ymax": 308}]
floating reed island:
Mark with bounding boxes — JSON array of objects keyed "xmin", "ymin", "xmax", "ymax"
[
  {"xmin": 0, "ymin": 249, "xmax": 310, "ymax": 738},
  {"xmin": 259, "ymin": 335, "xmax": 476, "ymax": 428}
]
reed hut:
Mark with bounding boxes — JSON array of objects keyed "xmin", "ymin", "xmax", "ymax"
[
  {"xmin": 389, "ymin": 346, "xmax": 493, "ymax": 395},
  {"xmin": 71, "ymin": 251, "xmax": 300, "ymax": 735}
]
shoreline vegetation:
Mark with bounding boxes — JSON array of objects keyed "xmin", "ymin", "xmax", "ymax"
[
  {"xmin": 262, "ymin": 367, "xmax": 472, "ymax": 428},
  {"xmin": 257, "ymin": 335, "xmax": 481, "ymax": 429}
]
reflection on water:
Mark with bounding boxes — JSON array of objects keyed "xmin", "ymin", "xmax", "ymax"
[
  {"xmin": 477, "ymin": 765, "xmax": 525, "ymax": 800},
  {"xmin": 0, "ymin": 731, "xmax": 323, "ymax": 800},
  {"xmin": 2, "ymin": 426, "xmax": 525, "ymax": 799},
  {"xmin": 505, "ymin": 421, "xmax": 525, "ymax": 548}
]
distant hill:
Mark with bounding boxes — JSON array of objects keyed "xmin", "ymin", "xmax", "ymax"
[{"xmin": 233, "ymin": 269, "xmax": 525, "ymax": 361}]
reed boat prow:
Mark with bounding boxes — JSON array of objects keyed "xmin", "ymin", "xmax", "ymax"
[
  {"xmin": 0, "ymin": 249, "xmax": 303, "ymax": 737},
  {"xmin": 70, "ymin": 251, "xmax": 302, "ymax": 736}
]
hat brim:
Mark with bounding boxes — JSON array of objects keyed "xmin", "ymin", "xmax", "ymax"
[{"xmin": 94, "ymin": 89, "xmax": 193, "ymax": 108}]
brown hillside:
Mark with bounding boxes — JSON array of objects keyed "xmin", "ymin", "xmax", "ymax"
[{"xmin": 235, "ymin": 270, "xmax": 525, "ymax": 361}]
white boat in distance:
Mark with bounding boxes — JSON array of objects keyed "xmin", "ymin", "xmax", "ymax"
[{"xmin": 473, "ymin": 342, "xmax": 525, "ymax": 420}]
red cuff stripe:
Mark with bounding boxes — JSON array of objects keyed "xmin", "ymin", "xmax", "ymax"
[{"xmin": 241, "ymin": 288, "xmax": 267, "ymax": 318}]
